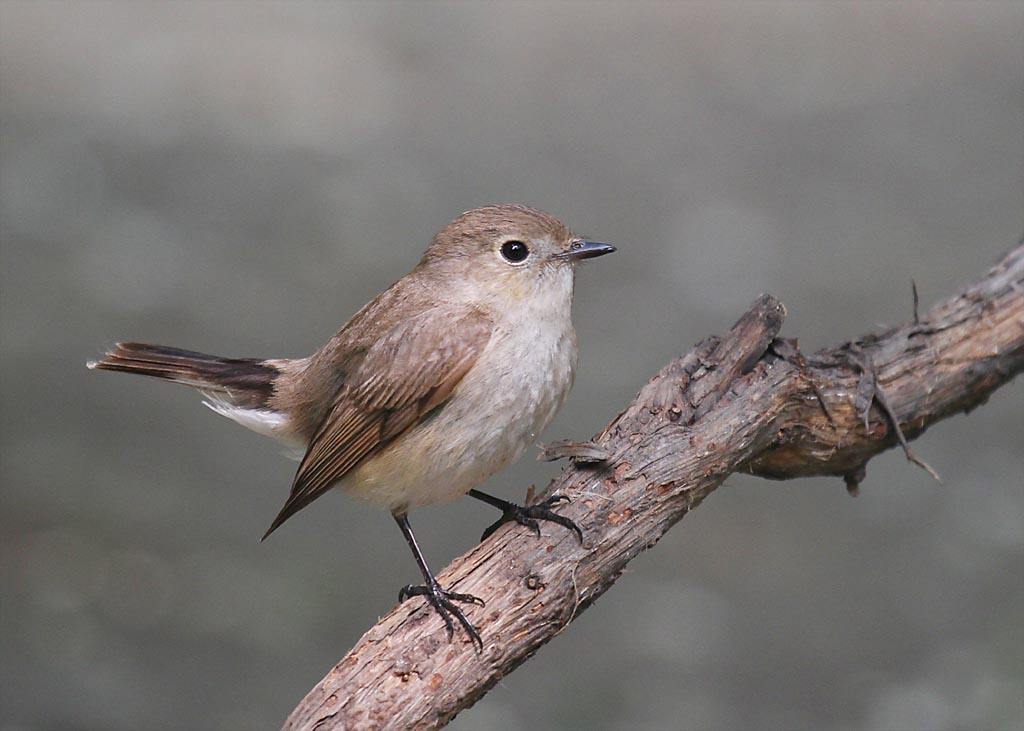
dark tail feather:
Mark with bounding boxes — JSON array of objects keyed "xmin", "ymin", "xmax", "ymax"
[{"xmin": 88, "ymin": 342, "xmax": 278, "ymax": 408}]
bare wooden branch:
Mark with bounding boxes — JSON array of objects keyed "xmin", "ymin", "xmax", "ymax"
[{"xmin": 283, "ymin": 243, "xmax": 1024, "ymax": 731}]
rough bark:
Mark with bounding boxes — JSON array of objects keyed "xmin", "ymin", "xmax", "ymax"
[{"xmin": 283, "ymin": 243, "xmax": 1024, "ymax": 731}]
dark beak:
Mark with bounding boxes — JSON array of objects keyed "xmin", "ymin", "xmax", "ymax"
[{"xmin": 562, "ymin": 240, "xmax": 617, "ymax": 261}]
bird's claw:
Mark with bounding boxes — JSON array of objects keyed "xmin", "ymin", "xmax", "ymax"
[
  {"xmin": 398, "ymin": 580, "xmax": 484, "ymax": 651},
  {"xmin": 480, "ymin": 494, "xmax": 584, "ymax": 544}
]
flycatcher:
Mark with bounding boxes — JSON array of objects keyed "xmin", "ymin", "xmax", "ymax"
[{"xmin": 89, "ymin": 204, "xmax": 615, "ymax": 647}]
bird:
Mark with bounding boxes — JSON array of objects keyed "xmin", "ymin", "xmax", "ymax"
[{"xmin": 89, "ymin": 204, "xmax": 615, "ymax": 648}]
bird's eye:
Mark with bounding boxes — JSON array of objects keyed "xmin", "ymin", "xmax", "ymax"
[{"xmin": 499, "ymin": 240, "xmax": 529, "ymax": 264}]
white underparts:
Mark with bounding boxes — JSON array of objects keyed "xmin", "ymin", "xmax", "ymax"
[{"xmin": 201, "ymin": 393, "xmax": 304, "ymax": 458}]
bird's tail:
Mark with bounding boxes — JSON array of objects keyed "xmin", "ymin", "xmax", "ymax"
[{"xmin": 88, "ymin": 342, "xmax": 279, "ymax": 409}]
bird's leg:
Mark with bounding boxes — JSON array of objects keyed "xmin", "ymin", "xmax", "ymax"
[
  {"xmin": 393, "ymin": 512, "xmax": 484, "ymax": 651},
  {"xmin": 468, "ymin": 489, "xmax": 584, "ymax": 544}
]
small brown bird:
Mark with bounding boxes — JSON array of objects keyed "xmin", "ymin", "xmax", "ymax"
[{"xmin": 89, "ymin": 204, "xmax": 614, "ymax": 647}]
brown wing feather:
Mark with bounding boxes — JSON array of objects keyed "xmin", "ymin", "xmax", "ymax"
[{"xmin": 262, "ymin": 307, "xmax": 492, "ymax": 538}]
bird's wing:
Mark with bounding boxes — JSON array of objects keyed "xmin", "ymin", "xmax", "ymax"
[{"xmin": 262, "ymin": 307, "xmax": 493, "ymax": 538}]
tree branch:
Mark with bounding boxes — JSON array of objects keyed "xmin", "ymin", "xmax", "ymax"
[{"xmin": 283, "ymin": 243, "xmax": 1024, "ymax": 731}]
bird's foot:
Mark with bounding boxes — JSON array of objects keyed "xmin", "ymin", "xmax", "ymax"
[
  {"xmin": 398, "ymin": 580, "xmax": 484, "ymax": 651},
  {"xmin": 479, "ymin": 494, "xmax": 584, "ymax": 544}
]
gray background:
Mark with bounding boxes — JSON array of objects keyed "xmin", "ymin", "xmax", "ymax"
[{"xmin": 1, "ymin": 2, "xmax": 1021, "ymax": 730}]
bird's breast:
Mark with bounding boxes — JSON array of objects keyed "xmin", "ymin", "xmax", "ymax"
[{"xmin": 343, "ymin": 313, "xmax": 578, "ymax": 511}]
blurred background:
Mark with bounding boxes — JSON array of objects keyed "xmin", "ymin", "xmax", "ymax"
[{"xmin": 1, "ymin": 2, "xmax": 1021, "ymax": 730}]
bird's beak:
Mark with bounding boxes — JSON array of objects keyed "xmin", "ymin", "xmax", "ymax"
[{"xmin": 561, "ymin": 240, "xmax": 617, "ymax": 261}]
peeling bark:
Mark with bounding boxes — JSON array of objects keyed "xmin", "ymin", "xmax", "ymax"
[{"xmin": 283, "ymin": 243, "xmax": 1024, "ymax": 731}]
